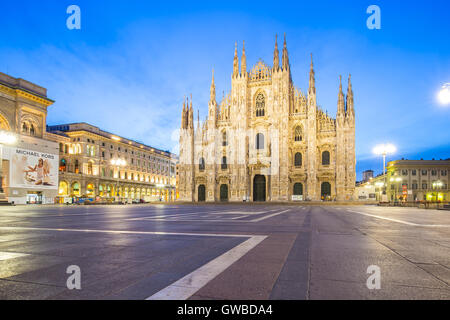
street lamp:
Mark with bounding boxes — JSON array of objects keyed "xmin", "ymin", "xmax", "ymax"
[
  {"xmin": 0, "ymin": 131, "xmax": 17, "ymax": 196},
  {"xmin": 373, "ymin": 143, "xmax": 396, "ymax": 200},
  {"xmin": 373, "ymin": 144, "xmax": 397, "ymax": 175},
  {"xmin": 438, "ymin": 83, "xmax": 450, "ymax": 105},
  {"xmin": 110, "ymin": 158, "xmax": 126, "ymax": 202}
]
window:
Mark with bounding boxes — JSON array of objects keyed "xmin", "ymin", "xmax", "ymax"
[
  {"xmin": 256, "ymin": 133, "xmax": 264, "ymax": 150},
  {"xmin": 442, "ymin": 170, "xmax": 447, "ymax": 176},
  {"xmin": 59, "ymin": 143, "xmax": 63, "ymax": 152},
  {"xmin": 74, "ymin": 160, "xmax": 79, "ymax": 174},
  {"xmin": 59, "ymin": 159, "xmax": 67, "ymax": 172},
  {"xmin": 402, "ymin": 170, "xmax": 408, "ymax": 176},
  {"xmin": 422, "ymin": 183, "xmax": 427, "ymax": 190},
  {"xmin": 87, "ymin": 162, "xmax": 93, "ymax": 175},
  {"xmin": 222, "ymin": 131, "xmax": 227, "ymax": 146},
  {"xmin": 412, "ymin": 170, "xmax": 417, "ymax": 176},
  {"xmin": 22, "ymin": 122, "xmax": 28, "ymax": 133},
  {"xmin": 294, "ymin": 153, "xmax": 302, "ymax": 167},
  {"xmin": 221, "ymin": 156, "xmax": 227, "ymax": 170},
  {"xmin": 422, "ymin": 170, "xmax": 427, "ymax": 175},
  {"xmin": 431, "ymin": 170, "xmax": 437, "ymax": 176},
  {"xmin": 322, "ymin": 151, "xmax": 330, "ymax": 165},
  {"xmin": 294, "ymin": 126, "xmax": 302, "ymax": 142},
  {"xmin": 29, "ymin": 124, "xmax": 35, "ymax": 136},
  {"xmin": 412, "ymin": 182, "xmax": 418, "ymax": 190},
  {"xmin": 199, "ymin": 158, "xmax": 205, "ymax": 171},
  {"xmin": 255, "ymin": 93, "xmax": 265, "ymax": 117}
]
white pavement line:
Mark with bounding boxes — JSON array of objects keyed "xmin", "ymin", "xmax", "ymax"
[
  {"xmin": 0, "ymin": 226, "xmax": 259, "ymax": 238},
  {"xmin": 250, "ymin": 209, "xmax": 291, "ymax": 222},
  {"xmin": 345, "ymin": 210, "xmax": 450, "ymax": 227},
  {"xmin": 126, "ymin": 212, "xmax": 199, "ymax": 220},
  {"xmin": 146, "ymin": 235, "xmax": 267, "ymax": 300},
  {"xmin": 125, "ymin": 210, "xmax": 233, "ymax": 221},
  {"xmin": 230, "ymin": 215, "xmax": 250, "ymax": 220}
]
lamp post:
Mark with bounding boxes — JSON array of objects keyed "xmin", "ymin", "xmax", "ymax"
[
  {"xmin": 110, "ymin": 158, "xmax": 126, "ymax": 203},
  {"xmin": 373, "ymin": 144, "xmax": 396, "ymax": 201},
  {"xmin": 0, "ymin": 131, "xmax": 17, "ymax": 199},
  {"xmin": 438, "ymin": 83, "xmax": 450, "ymax": 105}
]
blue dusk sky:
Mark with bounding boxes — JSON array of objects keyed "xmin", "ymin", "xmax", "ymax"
[{"xmin": 1, "ymin": 0, "xmax": 449, "ymax": 179}]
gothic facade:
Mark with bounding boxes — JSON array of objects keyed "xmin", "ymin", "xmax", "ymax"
[{"xmin": 178, "ymin": 36, "xmax": 355, "ymax": 202}]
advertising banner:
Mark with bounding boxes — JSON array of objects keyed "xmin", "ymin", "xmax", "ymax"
[{"xmin": 9, "ymin": 147, "xmax": 58, "ymax": 189}]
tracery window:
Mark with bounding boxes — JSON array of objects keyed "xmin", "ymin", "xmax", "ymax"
[
  {"xmin": 255, "ymin": 93, "xmax": 265, "ymax": 117},
  {"xmin": 294, "ymin": 126, "xmax": 303, "ymax": 142}
]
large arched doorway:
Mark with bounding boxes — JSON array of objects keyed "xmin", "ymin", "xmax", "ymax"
[
  {"xmin": 198, "ymin": 185, "xmax": 206, "ymax": 202},
  {"xmin": 58, "ymin": 181, "xmax": 69, "ymax": 196},
  {"xmin": 71, "ymin": 182, "xmax": 80, "ymax": 197},
  {"xmin": 86, "ymin": 183, "xmax": 95, "ymax": 198},
  {"xmin": 253, "ymin": 175, "xmax": 266, "ymax": 202},
  {"xmin": 293, "ymin": 183, "xmax": 303, "ymax": 196},
  {"xmin": 321, "ymin": 182, "xmax": 331, "ymax": 200},
  {"xmin": 220, "ymin": 184, "xmax": 228, "ymax": 202}
]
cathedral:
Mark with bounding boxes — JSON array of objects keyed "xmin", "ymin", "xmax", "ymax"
[{"xmin": 178, "ymin": 35, "xmax": 355, "ymax": 202}]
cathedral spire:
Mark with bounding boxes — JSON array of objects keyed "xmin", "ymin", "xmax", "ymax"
[
  {"xmin": 337, "ymin": 75, "xmax": 345, "ymax": 117},
  {"xmin": 346, "ymin": 74, "xmax": 354, "ymax": 117},
  {"xmin": 210, "ymin": 69, "xmax": 216, "ymax": 102},
  {"xmin": 273, "ymin": 34, "xmax": 279, "ymax": 71},
  {"xmin": 188, "ymin": 94, "xmax": 194, "ymax": 129},
  {"xmin": 282, "ymin": 33, "xmax": 289, "ymax": 70},
  {"xmin": 181, "ymin": 96, "xmax": 186, "ymax": 129},
  {"xmin": 308, "ymin": 53, "xmax": 316, "ymax": 95},
  {"xmin": 241, "ymin": 40, "xmax": 247, "ymax": 75},
  {"xmin": 233, "ymin": 42, "xmax": 239, "ymax": 77},
  {"xmin": 197, "ymin": 109, "xmax": 200, "ymax": 129}
]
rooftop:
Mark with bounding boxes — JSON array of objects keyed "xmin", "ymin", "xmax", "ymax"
[
  {"xmin": 0, "ymin": 72, "xmax": 52, "ymax": 101},
  {"xmin": 47, "ymin": 122, "xmax": 177, "ymax": 159}
]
